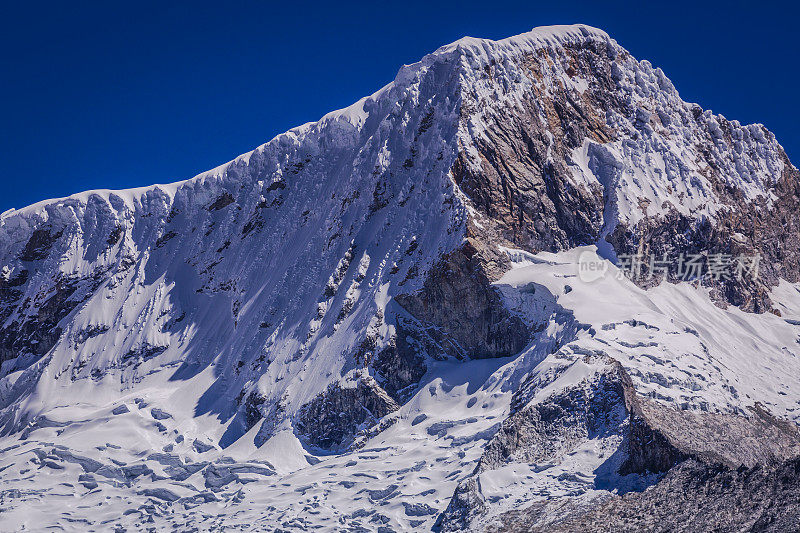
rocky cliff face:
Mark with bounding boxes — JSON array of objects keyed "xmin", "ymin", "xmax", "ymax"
[
  {"xmin": 492, "ymin": 458, "xmax": 800, "ymax": 533},
  {"xmin": 0, "ymin": 24, "xmax": 799, "ymax": 532},
  {"xmin": 451, "ymin": 27, "xmax": 794, "ymax": 312},
  {"xmin": 295, "ymin": 373, "xmax": 399, "ymax": 451}
]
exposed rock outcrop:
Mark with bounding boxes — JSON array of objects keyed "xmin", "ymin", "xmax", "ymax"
[
  {"xmin": 477, "ymin": 353, "xmax": 632, "ymax": 472},
  {"xmin": 495, "ymin": 458, "xmax": 800, "ymax": 532},
  {"xmin": 453, "ymin": 40, "xmax": 617, "ymax": 253},
  {"xmin": 608, "ymin": 156, "xmax": 800, "ymax": 312},
  {"xmin": 624, "ymin": 398, "xmax": 800, "ymax": 473},
  {"xmin": 396, "ymin": 241, "xmax": 529, "ymax": 359},
  {"xmin": 19, "ymin": 227, "xmax": 63, "ymax": 262},
  {"xmin": 294, "ymin": 374, "xmax": 399, "ymax": 451},
  {"xmin": 368, "ymin": 328, "xmax": 428, "ymax": 402},
  {"xmin": 0, "ymin": 275, "xmax": 79, "ymax": 369}
]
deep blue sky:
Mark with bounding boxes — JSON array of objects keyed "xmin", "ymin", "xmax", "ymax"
[{"xmin": 1, "ymin": 1, "xmax": 796, "ymax": 212}]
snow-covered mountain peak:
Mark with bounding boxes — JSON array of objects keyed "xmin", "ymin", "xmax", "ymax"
[
  {"xmin": 431, "ymin": 24, "xmax": 612, "ymax": 59},
  {"xmin": 1, "ymin": 24, "xmax": 800, "ymax": 531}
]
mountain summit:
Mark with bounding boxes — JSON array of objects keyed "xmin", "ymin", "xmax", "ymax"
[{"xmin": 1, "ymin": 24, "xmax": 800, "ymax": 531}]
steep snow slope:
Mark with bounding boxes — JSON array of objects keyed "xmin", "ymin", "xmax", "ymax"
[
  {"xmin": 0, "ymin": 24, "xmax": 799, "ymax": 531},
  {"xmin": 0, "ymin": 39, "xmax": 466, "ymax": 430}
]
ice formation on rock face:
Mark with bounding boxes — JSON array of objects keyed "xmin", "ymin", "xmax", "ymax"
[{"xmin": 0, "ymin": 24, "xmax": 799, "ymax": 531}]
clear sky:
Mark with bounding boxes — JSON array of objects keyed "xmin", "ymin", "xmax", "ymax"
[{"xmin": 1, "ymin": 1, "xmax": 796, "ymax": 213}]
